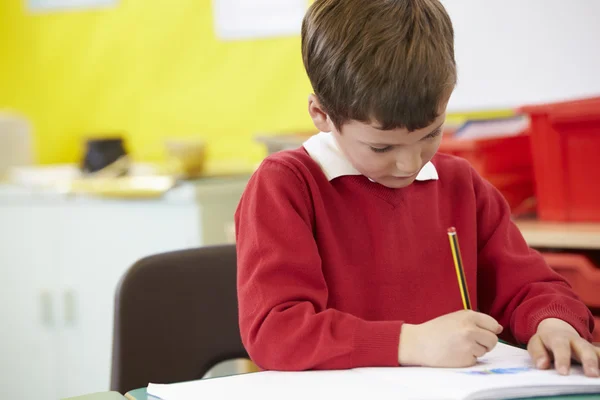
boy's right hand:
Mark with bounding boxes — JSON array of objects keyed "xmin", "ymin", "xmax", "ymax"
[{"xmin": 398, "ymin": 310, "xmax": 503, "ymax": 367}]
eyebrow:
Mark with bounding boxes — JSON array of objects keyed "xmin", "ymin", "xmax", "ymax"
[{"xmin": 366, "ymin": 122, "xmax": 444, "ymax": 146}]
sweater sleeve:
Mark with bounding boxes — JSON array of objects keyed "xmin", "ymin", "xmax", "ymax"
[
  {"xmin": 472, "ymin": 169, "xmax": 594, "ymax": 344},
  {"xmin": 235, "ymin": 160, "xmax": 403, "ymax": 371}
]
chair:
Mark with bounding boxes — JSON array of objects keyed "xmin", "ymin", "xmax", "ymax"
[{"xmin": 110, "ymin": 244, "xmax": 249, "ymax": 394}]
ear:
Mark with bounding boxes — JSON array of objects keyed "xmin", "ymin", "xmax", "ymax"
[{"xmin": 308, "ymin": 94, "xmax": 335, "ymax": 133}]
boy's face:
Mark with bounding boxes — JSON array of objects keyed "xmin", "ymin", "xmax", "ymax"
[{"xmin": 308, "ymin": 95, "xmax": 447, "ymax": 189}]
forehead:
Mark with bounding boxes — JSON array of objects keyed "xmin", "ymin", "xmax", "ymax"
[{"xmin": 341, "ymin": 112, "xmax": 446, "ymax": 144}]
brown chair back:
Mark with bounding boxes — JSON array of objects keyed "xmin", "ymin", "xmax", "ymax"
[{"xmin": 110, "ymin": 245, "xmax": 248, "ymax": 394}]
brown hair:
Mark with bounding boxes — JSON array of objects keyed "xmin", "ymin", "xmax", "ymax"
[{"xmin": 301, "ymin": 0, "xmax": 456, "ymax": 131}]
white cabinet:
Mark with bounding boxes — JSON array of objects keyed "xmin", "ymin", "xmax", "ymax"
[
  {"xmin": 0, "ymin": 177, "xmax": 248, "ymax": 400},
  {"xmin": 0, "ymin": 205, "xmax": 60, "ymax": 400},
  {"xmin": 56, "ymin": 201, "xmax": 201, "ymax": 398}
]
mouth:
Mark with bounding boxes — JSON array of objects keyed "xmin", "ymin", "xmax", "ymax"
[{"xmin": 392, "ymin": 173, "xmax": 418, "ymax": 180}]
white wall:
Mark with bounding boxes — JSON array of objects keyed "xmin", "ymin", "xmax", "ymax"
[{"xmin": 442, "ymin": 0, "xmax": 600, "ymax": 110}]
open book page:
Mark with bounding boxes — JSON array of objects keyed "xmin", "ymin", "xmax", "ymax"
[
  {"xmin": 148, "ymin": 343, "xmax": 600, "ymax": 400},
  {"xmin": 148, "ymin": 369, "xmax": 402, "ymax": 400},
  {"xmin": 356, "ymin": 343, "xmax": 600, "ymax": 400}
]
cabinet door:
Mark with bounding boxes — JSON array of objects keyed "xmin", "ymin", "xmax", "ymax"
[
  {"xmin": 0, "ymin": 204, "xmax": 61, "ymax": 400},
  {"xmin": 55, "ymin": 200, "xmax": 200, "ymax": 399}
]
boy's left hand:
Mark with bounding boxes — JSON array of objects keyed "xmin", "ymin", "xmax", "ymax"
[{"xmin": 528, "ymin": 318, "xmax": 600, "ymax": 377}]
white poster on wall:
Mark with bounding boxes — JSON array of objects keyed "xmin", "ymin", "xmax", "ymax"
[
  {"xmin": 28, "ymin": 0, "xmax": 117, "ymax": 12},
  {"xmin": 213, "ymin": 0, "xmax": 307, "ymax": 41}
]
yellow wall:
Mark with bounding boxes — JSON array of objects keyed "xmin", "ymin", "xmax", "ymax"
[
  {"xmin": 0, "ymin": 0, "xmax": 314, "ymax": 166},
  {"xmin": 0, "ymin": 0, "xmax": 513, "ymax": 167}
]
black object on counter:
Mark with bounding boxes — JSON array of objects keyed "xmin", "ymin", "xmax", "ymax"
[{"xmin": 81, "ymin": 137, "xmax": 128, "ymax": 175}]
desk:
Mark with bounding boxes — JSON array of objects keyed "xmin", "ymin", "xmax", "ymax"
[
  {"xmin": 125, "ymin": 387, "xmax": 600, "ymax": 400},
  {"xmin": 515, "ymin": 220, "xmax": 600, "ymax": 250},
  {"xmin": 124, "ymin": 388, "xmax": 154, "ymax": 400}
]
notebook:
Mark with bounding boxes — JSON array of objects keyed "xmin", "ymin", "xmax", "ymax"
[{"xmin": 147, "ymin": 343, "xmax": 600, "ymax": 400}]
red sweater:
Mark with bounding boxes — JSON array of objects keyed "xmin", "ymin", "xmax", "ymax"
[{"xmin": 235, "ymin": 148, "xmax": 594, "ymax": 371}]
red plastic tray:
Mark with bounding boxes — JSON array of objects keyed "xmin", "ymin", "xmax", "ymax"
[
  {"xmin": 486, "ymin": 173, "xmax": 535, "ymax": 213},
  {"xmin": 520, "ymin": 96, "xmax": 600, "ymax": 222},
  {"xmin": 438, "ymin": 133, "xmax": 532, "ymax": 176},
  {"xmin": 542, "ymin": 252, "xmax": 600, "ymax": 308},
  {"xmin": 438, "ymin": 134, "xmax": 535, "ymax": 213}
]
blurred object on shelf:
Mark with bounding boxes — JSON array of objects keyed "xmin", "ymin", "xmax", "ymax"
[
  {"xmin": 486, "ymin": 173, "xmax": 536, "ymax": 217},
  {"xmin": 520, "ymin": 95, "xmax": 600, "ymax": 222},
  {"xmin": 0, "ymin": 111, "xmax": 34, "ymax": 178},
  {"xmin": 6, "ymin": 163, "xmax": 174, "ymax": 198},
  {"xmin": 438, "ymin": 116, "xmax": 535, "ymax": 216},
  {"xmin": 67, "ymin": 175, "xmax": 176, "ymax": 199},
  {"xmin": 452, "ymin": 115, "xmax": 529, "ymax": 140},
  {"xmin": 445, "ymin": 109, "xmax": 515, "ymax": 130},
  {"xmin": 5, "ymin": 134, "xmax": 254, "ymax": 199},
  {"xmin": 81, "ymin": 136, "xmax": 129, "ymax": 176},
  {"xmin": 509, "ymin": 197, "xmax": 538, "ymax": 220},
  {"xmin": 164, "ymin": 138, "xmax": 207, "ymax": 179},
  {"xmin": 255, "ymin": 132, "xmax": 315, "ymax": 154},
  {"xmin": 200, "ymin": 159, "xmax": 256, "ymax": 177},
  {"xmin": 7, "ymin": 164, "xmax": 82, "ymax": 188},
  {"xmin": 6, "ymin": 164, "xmax": 157, "ymax": 189},
  {"xmin": 440, "ymin": 116, "xmax": 532, "ymax": 175},
  {"xmin": 441, "ymin": 122, "xmax": 461, "ymax": 138}
]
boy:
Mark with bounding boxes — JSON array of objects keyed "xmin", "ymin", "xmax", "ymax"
[{"xmin": 235, "ymin": 0, "xmax": 600, "ymax": 377}]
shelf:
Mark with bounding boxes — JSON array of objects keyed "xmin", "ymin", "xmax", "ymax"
[{"xmin": 515, "ymin": 220, "xmax": 600, "ymax": 250}]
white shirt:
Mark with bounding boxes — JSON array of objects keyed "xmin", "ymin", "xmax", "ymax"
[{"xmin": 302, "ymin": 132, "xmax": 439, "ymax": 182}]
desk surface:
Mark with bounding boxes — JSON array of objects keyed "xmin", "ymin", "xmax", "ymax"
[
  {"xmin": 124, "ymin": 389, "xmax": 153, "ymax": 400},
  {"xmin": 125, "ymin": 387, "xmax": 600, "ymax": 400},
  {"xmin": 515, "ymin": 220, "xmax": 600, "ymax": 250}
]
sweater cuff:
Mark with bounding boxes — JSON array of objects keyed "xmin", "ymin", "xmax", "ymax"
[
  {"xmin": 514, "ymin": 302, "xmax": 593, "ymax": 344},
  {"xmin": 351, "ymin": 320, "xmax": 403, "ymax": 367}
]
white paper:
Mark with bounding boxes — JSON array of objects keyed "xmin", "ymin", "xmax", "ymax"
[
  {"xmin": 149, "ymin": 370, "xmax": 399, "ymax": 400},
  {"xmin": 213, "ymin": 0, "xmax": 307, "ymax": 41},
  {"xmin": 148, "ymin": 343, "xmax": 600, "ymax": 400},
  {"xmin": 357, "ymin": 343, "xmax": 600, "ymax": 399},
  {"xmin": 28, "ymin": 0, "xmax": 117, "ymax": 12}
]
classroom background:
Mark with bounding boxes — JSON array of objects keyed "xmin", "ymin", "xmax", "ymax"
[{"xmin": 1, "ymin": 1, "xmax": 599, "ymax": 399}]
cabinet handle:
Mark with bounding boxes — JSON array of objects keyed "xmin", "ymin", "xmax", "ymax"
[
  {"xmin": 64, "ymin": 289, "xmax": 76, "ymax": 326},
  {"xmin": 40, "ymin": 290, "xmax": 54, "ymax": 327}
]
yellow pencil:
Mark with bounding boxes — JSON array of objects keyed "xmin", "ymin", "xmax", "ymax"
[{"xmin": 447, "ymin": 227, "xmax": 471, "ymax": 310}]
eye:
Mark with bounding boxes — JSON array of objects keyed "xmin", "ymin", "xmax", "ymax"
[
  {"xmin": 422, "ymin": 128, "xmax": 442, "ymax": 140},
  {"xmin": 370, "ymin": 146, "xmax": 393, "ymax": 153}
]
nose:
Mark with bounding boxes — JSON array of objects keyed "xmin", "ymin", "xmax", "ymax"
[{"xmin": 395, "ymin": 148, "xmax": 422, "ymax": 176}]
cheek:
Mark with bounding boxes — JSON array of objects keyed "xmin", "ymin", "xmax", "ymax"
[
  {"xmin": 421, "ymin": 137, "xmax": 442, "ymax": 161},
  {"xmin": 351, "ymin": 149, "xmax": 391, "ymax": 175}
]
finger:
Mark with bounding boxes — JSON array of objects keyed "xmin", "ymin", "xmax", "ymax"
[
  {"xmin": 528, "ymin": 334, "xmax": 551, "ymax": 370},
  {"xmin": 471, "ymin": 342, "xmax": 488, "ymax": 358},
  {"xmin": 549, "ymin": 337, "xmax": 572, "ymax": 375},
  {"xmin": 572, "ymin": 339, "xmax": 600, "ymax": 378},
  {"xmin": 472, "ymin": 312, "xmax": 503, "ymax": 334},
  {"xmin": 473, "ymin": 328, "xmax": 499, "ymax": 352}
]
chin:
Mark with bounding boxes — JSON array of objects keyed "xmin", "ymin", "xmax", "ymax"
[{"xmin": 376, "ymin": 176, "xmax": 417, "ymax": 189}]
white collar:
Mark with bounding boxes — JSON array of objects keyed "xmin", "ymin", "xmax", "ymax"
[{"xmin": 302, "ymin": 132, "xmax": 439, "ymax": 182}]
